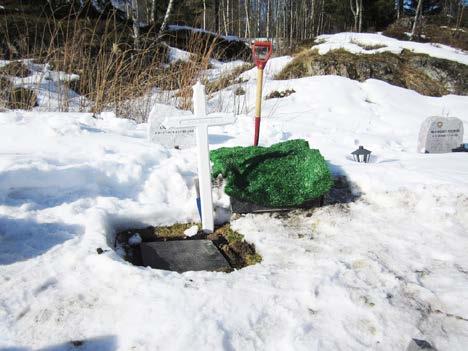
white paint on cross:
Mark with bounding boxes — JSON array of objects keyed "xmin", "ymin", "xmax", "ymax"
[{"xmin": 163, "ymin": 81, "xmax": 236, "ymax": 233}]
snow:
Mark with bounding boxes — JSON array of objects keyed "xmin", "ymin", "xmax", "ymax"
[
  {"xmin": 314, "ymin": 32, "xmax": 468, "ymax": 65},
  {"xmin": 240, "ymin": 55, "xmax": 293, "ymax": 80},
  {"xmin": 1, "ymin": 34, "xmax": 468, "ymax": 351},
  {"xmin": 184, "ymin": 225, "xmax": 199, "ymax": 237},
  {"xmin": 2, "ymin": 60, "xmax": 85, "ymax": 112},
  {"xmin": 128, "ymin": 233, "xmax": 142, "ymax": 246},
  {"xmin": 167, "ymin": 46, "xmax": 192, "ymax": 64}
]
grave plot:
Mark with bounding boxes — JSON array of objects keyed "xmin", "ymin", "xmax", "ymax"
[{"xmin": 115, "ymin": 223, "xmax": 261, "ymax": 273}]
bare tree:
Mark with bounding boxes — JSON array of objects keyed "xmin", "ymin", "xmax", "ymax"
[
  {"xmin": 151, "ymin": 0, "xmax": 156, "ymax": 24},
  {"xmin": 350, "ymin": 0, "xmax": 363, "ymax": 32},
  {"xmin": 244, "ymin": 0, "xmax": 251, "ymax": 38},
  {"xmin": 214, "ymin": 0, "xmax": 220, "ymax": 33},
  {"xmin": 158, "ymin": 0, "xmax": 175, "ymax": 39},
  {"xmin": 203, "ymin": 0, "xmax": 207, "ymax": 30},
  {"xmin": 266, "ymin": 0, "xmax": 271, "ymax": 38},
  {"xmin": 410, "ymin": 0, "xmax": 424, "ymax": 40},
  {"xmin": 454, "ymin": 0, "xmax": 465, "ymax": 36}
]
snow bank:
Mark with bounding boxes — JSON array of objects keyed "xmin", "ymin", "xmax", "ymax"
[
  {"xmin": 314, "ymin": 32, "xmax": 468, "ymax": 65},
  {"xmin": 167, "ymin": 46, "xmax": 192, "ymax": 64}
]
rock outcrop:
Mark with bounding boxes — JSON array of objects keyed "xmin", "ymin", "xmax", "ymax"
[{"xmin": 276, "ymin": 49, "xmax": 467, "ymax": 97}]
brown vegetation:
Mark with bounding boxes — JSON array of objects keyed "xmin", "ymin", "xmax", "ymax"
[
  {"xmin": 0, "ymin": 9, "xmax": 234, "ymax": 119},
  {"xmin": 385, "ymin": 16, "xmax": 468, "ymax": 51}
]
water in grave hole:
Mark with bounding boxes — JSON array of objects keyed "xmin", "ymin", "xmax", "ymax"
[{"xmin": 115, "ymin": 223, "xmax": 261, "ymax": 273}]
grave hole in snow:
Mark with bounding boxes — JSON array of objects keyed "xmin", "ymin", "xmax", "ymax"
[{"xmin": 114, "ymin": 223, "xmax": 261, "ymax": 273}]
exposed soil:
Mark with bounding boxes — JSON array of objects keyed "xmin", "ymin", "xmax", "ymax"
[
  {"xmin": 115, "ymin": 223, "xmax": 261, "ymax": 272},
  {"xmin": 265, "ymin": 89, "xmax": 296, "ymax": 99}
]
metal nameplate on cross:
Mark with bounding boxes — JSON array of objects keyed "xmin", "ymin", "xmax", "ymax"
[{"xmin": 163, "ymin": 81, "xmax": 236, "ymax": 233}]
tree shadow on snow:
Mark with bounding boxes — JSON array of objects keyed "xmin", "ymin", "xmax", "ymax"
[
  {"xmin": 0, "ymin": 335, "xmax": 118, "ymax": 351},
  {"xmin": 0, "ymin": 215, "xmax": 83, "ymax": 265}
]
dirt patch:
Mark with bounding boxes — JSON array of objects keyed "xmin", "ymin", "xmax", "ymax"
[
  {"xmin": 266, "ymin": 89, "xmax": 296, "ymax": 99},
  {"xmin": 115, "ymin": 223, "xmax": 261, "ymax": 272}
]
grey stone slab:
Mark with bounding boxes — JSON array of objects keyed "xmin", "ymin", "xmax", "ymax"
[
  {"xmin": 230, "ymin": 196, "xmax": 324, "ymax": 214},
  {"xmin": 417, "ymin": 116, "xmax": 464, "ymax": 153},
  {"xmin": 140, "ymin": 240, "xmax": 231, "ymax": 273},
  {"xmin": 406, "ymin": 339, "xmax": 436, "ymax": 351}
]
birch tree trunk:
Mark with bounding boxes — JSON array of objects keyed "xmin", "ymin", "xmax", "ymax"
[
  {"xmin": 244, "ymin": 0, "xmax": 251, "ymax": 38},
  {"xmin": 157, "ymin": 0, "xmax": 175, "ymax": 40},
  {"xmin": 151, "ymin": 0, "xmax": 156, "ymax": 24},
  {"xmin": 289, "ymin": 0, "xmax": 293, "ymax": 47},
  {"xmin": 257, "ymin": 0, "xmax": 261, "ymax": 37},
  {"xmin": 222, "ymin": 0, "xmax": 228, "ymax": 35},
  {"xmin": 266, "ymin": 0, "xmax": 271, "ymax": 38},
  {"xmin": 454, "ymin": 0, "xmax": 465, "ymax": 37},
  {"xmin": 350, "ymin": 0, "xmax": 361, "ymax": 32},
  {"xmin": 226, "ymin": 0, "xmax": 230, "ymax": 34},
  {"xmin": 203, "ymin": 0, "xmax": 206, "ymax": 30},
  {"xmin": 358, "ymin": 0, "xmax": 363, "ymax": 33},
  {"xmin": 131, "ymin": 0, "xmax": 140, "ymax": 49},
  {"xmin": 410, "ymin": 0, "xmax": 423, "ymax": 40}
]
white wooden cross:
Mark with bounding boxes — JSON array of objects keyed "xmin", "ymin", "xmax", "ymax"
[{"xmin": 163, "ymin": 81, "xmax": 236, "ymax": 233}]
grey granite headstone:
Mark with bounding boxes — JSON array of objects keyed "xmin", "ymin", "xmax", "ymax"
[
  {"xmin": 417, "ymin": 116, "xmax": 464, "ymax": 153},
  {"xmin": 406, "ymin": 339, "xmax": 436, "ymax": 351},
  {"xmin": 140, "ymin": 240, "xmax": 231, "ymax": 273},
  {"xmin": 147, "ymin": 104, "xmax": 195, "ymax": 148}
]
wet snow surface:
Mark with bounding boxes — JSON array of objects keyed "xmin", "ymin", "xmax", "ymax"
[{"xmin": 1, "ymin": 34, "xmax": 468, "ymax": 350}]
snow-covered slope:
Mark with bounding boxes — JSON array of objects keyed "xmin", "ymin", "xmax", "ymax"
[
  {"xmin": 1, "ymin": 36, "xmax": 468, "ymax": 350},
  {"xmin": 314, "ymin": 32, "xmax": 468, "ymax": 65}
]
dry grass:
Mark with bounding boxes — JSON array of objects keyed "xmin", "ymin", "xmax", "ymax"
[
  {"xmin": 0, "ymin": 9, "xmax": 224, "ymax": 120},
  {"xmin": 0, "ymin": 61, "xmax": 30, "ymax": 77},
  {"xmin": 203, "ymin": 63, "xmax": 253, "ymax": 94}
]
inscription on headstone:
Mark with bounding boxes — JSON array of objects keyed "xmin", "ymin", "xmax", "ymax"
[
  {"xmin": 147, "ymin": 104, "xmax": 195, "ymax": 148},
  {"xmin": 417, "ymin": 116, "xmax": 464, "ymax": 154}
]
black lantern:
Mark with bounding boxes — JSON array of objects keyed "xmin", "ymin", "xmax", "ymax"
[{"xmin": 351, "ymin": 145, "xmax": 372, "ymax": 163}]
